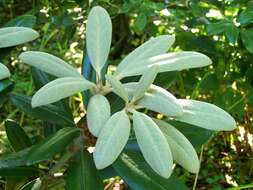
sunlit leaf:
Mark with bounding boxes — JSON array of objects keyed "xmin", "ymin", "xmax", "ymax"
[
  {"xmin": 125, "ymin": 83, "xmax": 183, "ymax": 116},
  {"xmin": 106, "ymin": 75, "xmax": 128, "ymax": 102},
  {"xmin": 87, "ymin": 94, "xmax": 111, "ymax": 137},
  {"xmin": 19, "ymin": 51, "xmax": 83, "ymax": 78},
  {"xmin": 132, "ymin": 111, "xmax": 173, "ymax": 178},
  {"xmin": 86, "ymin": 6, "xmax": 112, "ymax": 75},
  {"xmin": 132, "ymin": 65, "xmax": 158, "ymax": 102},
  {"xmin": 116, "ymin": 52, "xmax": 212, "ymax": 78},
  {"xmin": 94, "ymin": 110, "xmax": 130, "ymax": 169},
  {"xmin": 32, "ymin": 77, "xmax": 95, "ymax": 107},
  {"xmin": 154, "ymin": 119, "xmax": 199, "ymax": 173},
  {"xmin": 174, "ymin": 99, "xmax": 236, "ymax": 131},
  {"xmin": 0, "ymin": 27, "xmax": 39, "ymax": 48},
  {"xmin": 115, "ymin": 35, "xmax": 175, "ymax": 78}
]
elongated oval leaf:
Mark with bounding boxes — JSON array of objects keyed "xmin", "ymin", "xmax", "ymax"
[
  {"xmin": 0, "ymin": 63, "xmax": 10, "ymax": 80},
  {"xmin": 132, "ymin": 65, "xmax": 158, "ymax": 102},
  {"xmin": 65, "ymin": 150, "xmax": 103, "ymax": 190},
  {"xmin": 133, "ymin": 111, "xmax": 173, "ymax": 178},
  {"xmin": 154, "ymin": 119, "xmax": 199, "ymax": 173},
  {"xmin": 27, "ymin": 127, "xmax": 80, "ymax": 165},
  {"xmin": 114, "ymin": 35, "xmax": 175, "ymax": 78},
  {"xmin": 125, "ymin": 83, "xmax": 183, "ymax": 116},
  {"xmin": 106, "ymin": 75, "xmax": 128, "ymax": 102},
  {"xmin": 86, "ymin": 6, "xmax": 112, "ymax": 74},
  {"xmin": 32, "ymin": 77, "xmax": 95, "ymax": 107},
  {"xmin": 19, "ymin": 51, "xmax": 83, "ymax": 78},
  {"xmin": 5, "ymin": 120, "xmax": 32, "ymax": 152},
  {"xmin": 9, "ymin": 93, "xmax": 75, "ymax": 126},
  {"xmin": 241, "ymin": 29, "xmax": 253, "ymax": 53},
  {"xmin": 0, "ymin": 27, "xmax": 39, "ymax": 48},
  {"xmin": 117, "ymin": 52, "xmax": 212, "ymax": 78},
  {"xmin": 87, "ymin": 94, "xmax": 111, "ymax": 137},
  {"xmin": 174, "ymin": 99, "xmax": 236, "ymax": 131},
  {"xmin": 94, "ymin": 110, "xmax": 130, "ymax": 169}
]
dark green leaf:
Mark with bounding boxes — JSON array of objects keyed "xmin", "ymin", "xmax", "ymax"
[
  {"xmin": 4, "ymin": 15, "xmax": 36, "ymax": 28},
  {"xmin": 207, "ymin": 20, "xmax": 227, "ymax": 35},
  {"xmin": 113, "ymin": 150, "xmax": 189, "ymax": 190},
  {"xmin": 225, "ymin": 22, "xmax": 239, "ymax": 44},
  {"xmin": 134, "ymin": 13, "xmax": 147, "ymax": 32},
  {"xmin": 65, "ymin": 150, "xmax": 103, "ymax": 190},
  {"xmin": 237, "ymin": 10, "xmax": 253, "ymax": 26},
  {"xmin": 9, "ymin": 93, "xmax": 75, "ymax": 126},
  {"xmin": 0, "ymin": 167, "xmax": 39, "ymax": 177},
  {"xmin": 241, "ymin": 29, "xmax": 253, "ymax": 53},
  {"xmin": 27, "ymin": 127, "xmax": 80, "ymax": 165},
  {"xmin": 0, "ymin": 79, "xmax": 14, "ymax": 105},
  {"xmin": 5, "ymin": 120, "xmax": 32, "ymax": 151}
]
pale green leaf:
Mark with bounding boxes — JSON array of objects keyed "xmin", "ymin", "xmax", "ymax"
[
  {"xmin": 86, "ymin": 6, "xmax": 112, "ymax": 75},
  {"xmin": 87, "ymin": 94, "xmax": 111, "ymax": 137},
  {"xmin": 106, "ymin": 75, "xmax": 128, "ymax": 102},
  {"xmin": 0, "ymin": 27, "xmax": 39, "ymax": 48},
  {"xmin": 133, "ymin": 111, "xmax": 173, "ymax": 178},
  {"xmin": 19, "ymin": 51, "xmax": 82, "ymax": 78},
  {"xmin": 174, "ymin": 99, "xmax": 236, "ymax": 131},
  {"xmin": 0, "ymin": 63, "xmax": 10, "ymax": 80},
  {"xmin": 32, "ymin": 77, "xmax": 95, "ymax": 107},
  {"xmin": 125, "ymin": 83, "xmax": 183, "ymax": 116},
  {"xmin": 154, "ymin": 119, "xmax": 199, "ymax": 173},
  {"xmin": 94, "ymin": 110, "xmax": 130, "ymax": 169},
  {"xmin": 132, "ymin": 65, "xmax": 158, "ymax": 102},
  {"xmin": 117, "ymin": 51, "xmax": 212, "ymax": 78},
  {"xmin": 114, "ymin": 35, "xmax": 175, "ymax": 78}
]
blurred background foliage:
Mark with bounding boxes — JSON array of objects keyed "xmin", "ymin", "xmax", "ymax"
[{"xmin": 0, "ymin": 0, "xmax": 253, "ymax": 189}]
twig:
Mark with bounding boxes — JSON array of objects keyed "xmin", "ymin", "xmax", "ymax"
[{"xmin": 193, "ymin": 145, "xmax": 204, "ymax": 190}]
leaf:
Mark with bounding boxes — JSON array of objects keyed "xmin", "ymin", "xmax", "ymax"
[
  {"xmin": 65, "ymin": 150, "xmax": 103, "ymax": 190},
  {"xmin": 132, "ymin": 111, "xmax": 173, "ymax": 178},
  {"xmin": 113, "ymin": 150, "xmax": 189, "ymax": 190},
  {"xmin": 0, "ymin": 167, "xmax": 39, "ymax": 177},
  {"xmin": 0, "ymin": 27, "xmax": 39, "ymax": 48},
  {"xmin": 237, "ymin": 10, "xmax": 253, "ymax": 26},
  {"xmin": 19, "ymin": 51, "xmax": 83, "ymax": 78},
  {"xmin": 168, "ymin": 120, "xmax": 213, "ymax": 148},
  {"xmin": 116, "ymin": 51, "xmax": 212, "ymax": 78},
  {"xmin": 86, "ymin": 6, "xmax": 112, "ymax": 74},
  {"xmin": 27, "ymin": 127, "xmax": 80, "ymax": 165},
  {"xmin": 32, "ymin": 77, "xmax": 95, "ymax": 107},
  {"xmin": 125, "ymin": 83, "xmax": 183, "ymax": 116},
  {"xmin": 207, "ymin": 20, "xmax": 227, "ymax": 35},
  {"xmin": 0, "ymin": 62, "xmax": 10, "ymax": 80},
  {"xmin": 5, "ymin": 178, "xmax": 27, "ymax": 190},
  {"xmin": 174, "ymin": 99, "xmax": 236, "ymax": 131},
  {"xmin": 106, "ymin": 75, "xmax": 128, "ymax": 102},
  {"xmin": 241, "ymin": 29, "xmax": 253, "ymax": 53},
  {"xmin": 154, "ymin": 119, "xmax": 199, "ymax": 173},
  {"xmin": 134, "ymin": 13, "xmax": 147, "ymax": 32},
  {"xmin": 0, "ymin": 147, "xmax": 40, "ymax": 177},
  {"xmin": 87, "ymin": 94, "xmax": 111, "ymax": 137},
  {"xmin": 132, "ymin": 65, "xmax": 159, "ymax": 102},
  {"xmin": 4, "ymin": 15, "xmax": 36, "ymax": 28},
  {"xmin": 224, "ymin": 22, "xmax": 239, "ymax": 44},
  {"xmin": 115, "ymin": 35, "xmax": 175, "ymax": 78},
  {"xmin": 94, "ymin": 110, "xmax": 130, "ymax": 169},
  {"xmin": 5, "ymin": 120, "xmax": 32, "ymax": 152},
  {"xmin": 9, "ymin": 93, "xmax": 75, "ymax": 126}
]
